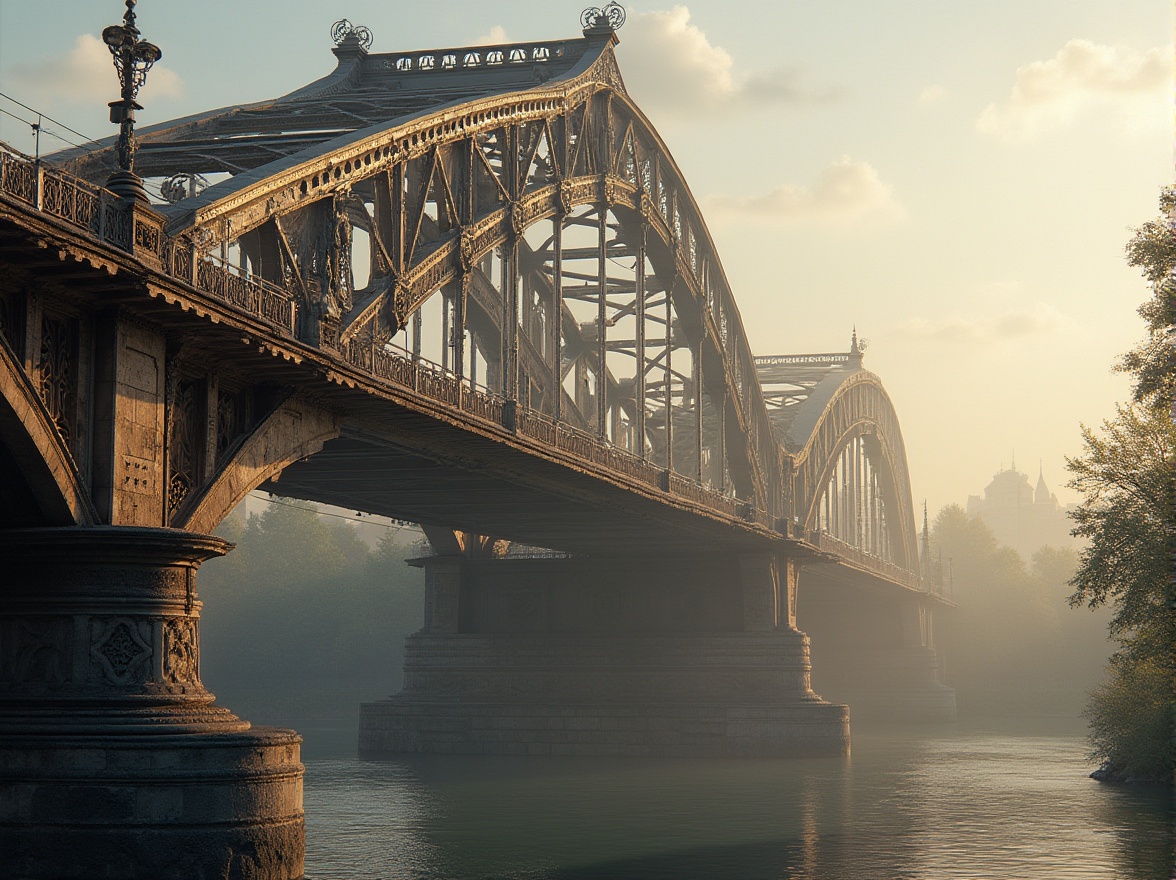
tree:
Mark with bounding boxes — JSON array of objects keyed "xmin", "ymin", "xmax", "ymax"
[
  {"xmin": 930, "ymin": 505, "xmax": 1106, "ymax": 715},
  {"xmin": 1067, "ymin": 186, "xmax": 1176, "ymax": 783},
  {"xmin": 1120, "ymin": 185, "xmax": 1176, "ymax": 402},
  {"xmin": 1068, "ymin": 405, "xmax": 1174, "ymax": 666}
]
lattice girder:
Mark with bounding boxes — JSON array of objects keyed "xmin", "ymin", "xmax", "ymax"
[
  {"xmin": 173, "ymin": 45, "xmax": 777, "ymax": 513},
  {"xmin": 790, "ymin": 371, "xmax": 918, "ymax": 568}
]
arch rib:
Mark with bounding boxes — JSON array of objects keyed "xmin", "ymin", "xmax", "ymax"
[{"xmin": 0, "ymin": 335, "xmax": 95, "ymax": 526}]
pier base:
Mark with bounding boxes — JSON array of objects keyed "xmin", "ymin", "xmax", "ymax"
[
  {"xmin": 361, "ymin": 553, "xmax": 849, "ymax": 758},
  {"xmin": 0, "ymin": 528, "xmax": 304, "ymax": 880},
  {"xmin": 800, "ymin": 567, "xmax": 957, "ymax": 723}
]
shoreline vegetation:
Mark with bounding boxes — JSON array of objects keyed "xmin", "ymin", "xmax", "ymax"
[{"xmin": 1067, "ymin": 186, "xmax": 1175, "ymax": 788}]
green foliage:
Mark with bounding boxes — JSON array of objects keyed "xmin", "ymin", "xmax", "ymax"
[
  {"xmin": 1067, "ymin": 404, "xmax": 1175, "ymax": 666},
  {"xmin": 1120, "ymin": 185, "xmax": 1176, "ymax": 402},
  {"xmin": 930, "ymin": 505, "xmax": 1108, "ymax": 715},
  {"xmin": 1085, "ymin": 656, "xmax": 1174, "ymax": 783},
  {"xmin": 1066, "ymin": 403, "xmax": 1174, "ymax": 781},
  {"xmin": 1071, "ymin": 184, "xmax": 1176, "ymax": 783},
  {"xmin": 196, "ymin": 499, "xmax": 425, "ymax": 726}
]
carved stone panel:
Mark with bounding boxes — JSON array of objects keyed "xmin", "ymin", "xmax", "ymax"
[
  {"xmin": 90, "ymin": 617, "xmax": 153, "ymax": 687},
  {"xmin": 37, "ymin": 312, "xmax": 77, "ymax": 450},
  {"xmin": 0, "ymin": 616, "xmax": 72, "ymax": 689},
  {"xmin": 162, "ymin": 617, "xmax": 200, "ymax": 686}
]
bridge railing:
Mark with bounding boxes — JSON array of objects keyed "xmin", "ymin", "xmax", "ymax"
[
  {"xmin": 807, "ymin": 530, "xmax": 946, "ymax": 597},
  {"xmin": 0, "ymin": 144, "xmax": 296, "ymax": 335},
  {"xmin": 346, "ymin": 333, "xmax": 752, "ymax": 520},
  {"xmin": 1, "ymin": 144, "xmax": 773, "ymax": 531}
]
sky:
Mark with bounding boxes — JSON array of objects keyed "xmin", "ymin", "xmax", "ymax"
[{"xmin": 0, "ymin": 0, "xmax": 1169, "ymax": 516}]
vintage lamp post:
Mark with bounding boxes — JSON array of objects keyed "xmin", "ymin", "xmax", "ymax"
[{"xmin": 102, "ymin": 0, "xmax": 161, "ymax": 203}]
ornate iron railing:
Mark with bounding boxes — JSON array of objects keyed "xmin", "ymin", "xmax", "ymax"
[
  {"xmin": 808, "ymin": 530, "xmax": 946, "ymax": 597},
  {"xmin": 376, "ymin": 38, "xmax": 570, "ymax": 74},
  {"xmin": 0, "ymin": 145, "xmax": 295, "ymax": 334}
]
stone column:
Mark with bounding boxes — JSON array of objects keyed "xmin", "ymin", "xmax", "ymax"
[
  {"xmin": 738, "ymin": 553, "xmax": 779, "ymax": 631},
  {"xmin": 422, "ymin": 555, "xmax": 463, "ymax": 634},
  {"xmin": 0, "ymin": 526, "xmax": 304, "ymax": 880}
]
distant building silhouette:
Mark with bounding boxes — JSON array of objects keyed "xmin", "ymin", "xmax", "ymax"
[{"xmin": 965, "ymin": 461, "xmax": 1077, "ymax": 559}]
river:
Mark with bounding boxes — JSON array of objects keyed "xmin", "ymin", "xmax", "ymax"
[{"xmin": 295, "ymin": 717, "xmax": 1172, "ymax": 879}]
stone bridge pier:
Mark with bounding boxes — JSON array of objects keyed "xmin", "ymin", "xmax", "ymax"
[
  {"xmin": 797, "ymin": 569, "xmax": 956, "ymax": 722},
  {"xmin": 360, "ymin": 549, "xmax": 850, "ymax": 757},
  {"xmin": 0, "ymin": 528, "xmax": 304, "ymax": 880}
]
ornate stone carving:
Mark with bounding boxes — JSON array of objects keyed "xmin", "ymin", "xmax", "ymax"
[
  {"xmin": 216, "ymin": 387, "xmax": 244, "ymax": 462},
  {"xmin": 1, "ymin": 618, "xmax": 71, "ymax": 686},
  {"xmin": 91, "ymin": 617, "xmax": 152, "ymax": 686},
  {"xmin": 163, "ymin": 618, "xmax": 199, "ymax": 684},
  {"xmin": 168, "ymin": 378, "xmax": 202, "ymax": 513},
  {"xmin": 602, "ymin": 175, "xmax": 619, "ymax": 207},
  {"xmin": 459, "ymin": 227, "xmax": 477, "ymax": 273},
  {"xmin": 37, "ymin": 313, "xmax": 77, "ymax": 448},
  {"xmin": 509, "ymin": 201, "xmax": 527, "ymax": 239}
]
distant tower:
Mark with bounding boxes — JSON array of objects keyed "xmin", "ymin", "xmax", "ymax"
[{"xmin": 1034, "ymin": 461, "xmax": 1052, "ymax": 504}]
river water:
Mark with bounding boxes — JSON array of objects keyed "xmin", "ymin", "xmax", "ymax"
[{"xmin": 298, "ymin": 718, "xmax": 1172, "ymax": 879}]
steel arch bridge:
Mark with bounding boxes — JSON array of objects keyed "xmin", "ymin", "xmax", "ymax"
[
  {"xmin": 32, "ymin": 18, "xmax": 922, "ymax": 579},
  {"xmin": 0, "ymin": 14, "xmax": 953, "ymax": 877}
]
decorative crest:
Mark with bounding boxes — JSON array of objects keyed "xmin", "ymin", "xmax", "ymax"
[
  {"xmin": 580, "ymin": 2, "xmax": 626, "ymax": 32},
  {"xmin": 331, "ymin": 19, "xmax": 373, "ymax": 51}
]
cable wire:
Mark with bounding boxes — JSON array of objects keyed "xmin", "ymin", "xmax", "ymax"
[
  {"xmin": 246, "ymin": 491, "xmax": 421, "ymax": 532},
  {"xmin": 0, "ymin": 90, "xmax": 100, "ymax": 147}
]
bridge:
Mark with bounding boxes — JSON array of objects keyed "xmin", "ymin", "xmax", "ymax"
[{"xmin": 0, "ymin": 9, "xmax": 952, "ymax": 879}]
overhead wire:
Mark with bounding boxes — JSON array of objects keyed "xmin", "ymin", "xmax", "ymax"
[
  {"xmin": 246, "ymin": 491, "xmax": 422, "ymax": 533},
  {"xmin": 0, "ymin": 90, "xmax": 102, "ymax": 148},
  {"xmin": 0, "ymin": 92, "xmax": 118, "ymax": 175}
]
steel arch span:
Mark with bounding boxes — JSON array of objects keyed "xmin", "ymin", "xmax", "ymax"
[
  {"xmin": 54, "ymin": 26, "xmax": 779, "ymax": 521},
  {"xmin": 757, "ymin": 344, "xmax": 919, "ymax": 575},
  {"xmin": 33, "ymin": 19, "xmax": 928, "ymax": 577}
]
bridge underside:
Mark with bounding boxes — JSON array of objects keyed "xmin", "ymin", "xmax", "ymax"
[{"xmin": 265, "ymin": 432, "xmax": 765, "ymax": 555}]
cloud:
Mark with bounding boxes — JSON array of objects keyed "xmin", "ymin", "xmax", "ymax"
[
  {"xmin": 617, "ymin": 6, "xmax": 837, "ymax": 116},
  {"xmin": 977, "ymin": 39, "xmax": 1169, "ymax": 141},
  {"xmin": 918, "ymin": 85, "xmax": 948, "ymax": 104},
  {"xmin": 705, "ymin": 157, "xmax": 904, "ymax": 226},
  {"xmin": 7, "ymin": 34, "xmax": 182, "ymax": 106},
  {"xmin": 894, "ymin": 302, "xmax": 1072, "ymax": 344},
  {"xmin": 473, "ymin": 25, "xmax": 509, "ymax": 46}
]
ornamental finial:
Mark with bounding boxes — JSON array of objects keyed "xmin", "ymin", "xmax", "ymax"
[
  {"xmin": 331, "ymin": 19, "xmax": 373, "ymax": 51},
  {"xmin": 581, "ymin": 2, "xmax": 626, "ymax": 33}
]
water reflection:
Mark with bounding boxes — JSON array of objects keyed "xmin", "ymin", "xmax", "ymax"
[{"xmin": 302, "ymin": 720, "xmax": 1172, "ymax": 880}]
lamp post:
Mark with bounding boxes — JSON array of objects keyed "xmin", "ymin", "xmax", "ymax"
[{"xmin": 102, "ymin": 0, "xmax": 161, "ymax": 203}]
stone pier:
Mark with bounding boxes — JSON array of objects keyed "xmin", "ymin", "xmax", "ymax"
[
  {"xmin": 0, "ymin": 527, "xmax": 304, "ymax": 880},
  {"xmin": 798, "ymin": 568, "xmax": 956, "ymax": 722},
  {"xmin": 360, "ymin": 552, "xmax": 849, "ymax": 757}
]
